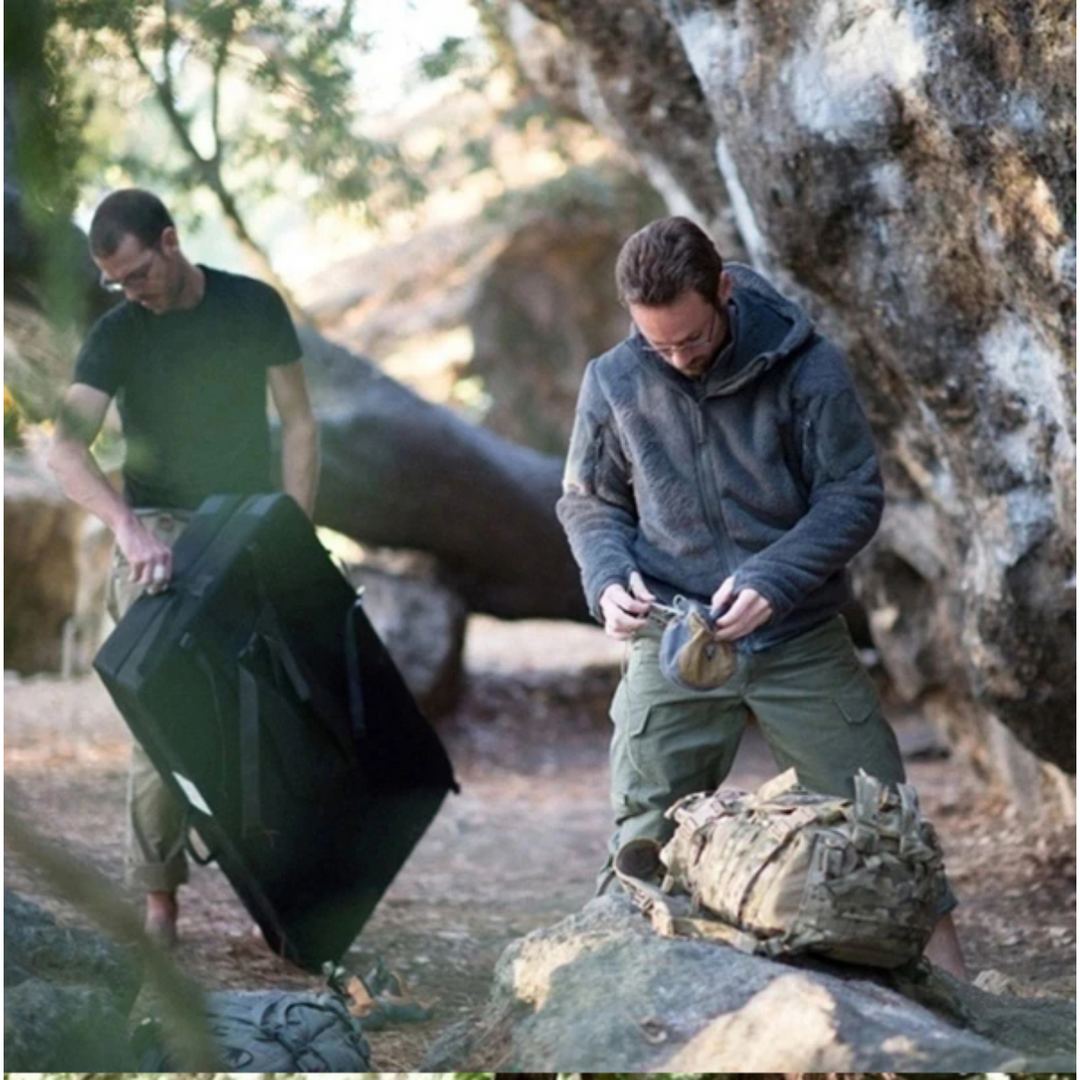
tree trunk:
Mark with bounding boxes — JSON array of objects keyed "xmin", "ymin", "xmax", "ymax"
[{"xmin": 299, "ymin": 328, "xmax": 590, "ymax": 623}]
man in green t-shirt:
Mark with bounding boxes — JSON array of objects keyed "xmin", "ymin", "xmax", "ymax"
[{"xmin": 49, "ymin": 188, "xmax": 320, "ymax": 947}]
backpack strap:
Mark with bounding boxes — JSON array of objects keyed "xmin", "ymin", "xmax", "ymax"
[
  {"xmin": 613, "ymin": 840, "xmax": 770, "ymax": 956},
  {"xmin": 344, "ymin": 599, "xmax": 368, "ymax": 739},
  {"xmin": 236, "ymin": 647, "xmax": 264, "ymax": 837},
  {"xmin": 852, "ymin": 769, "xmax": 884, "ymax": 852}
]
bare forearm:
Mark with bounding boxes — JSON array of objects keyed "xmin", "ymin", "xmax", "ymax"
[
  {"xmin": 47, "ymin": 436, "xmax": 137, "ymax": 536},
  {"xmin": 281, "ymin": 419, "xmax": 320, "ymax": 518}
]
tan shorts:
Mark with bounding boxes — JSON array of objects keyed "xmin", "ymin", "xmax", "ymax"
[{"xmin": 107, "ymin": 509, "xmax": 192, "ymax": 893}]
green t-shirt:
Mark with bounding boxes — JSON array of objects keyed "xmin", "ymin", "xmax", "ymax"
[{"xmin": 74, "ymin": 266, "xmax": 301, "ymax": 510}]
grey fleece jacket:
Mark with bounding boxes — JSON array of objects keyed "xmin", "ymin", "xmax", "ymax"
[{"xmin": 556, "ymin": 263, "xmax": 884, "ymax": 653}]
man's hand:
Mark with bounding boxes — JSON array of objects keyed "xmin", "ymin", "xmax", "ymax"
[
  {"xmin": 115, "ymin": 517, "xmax": 173, "ymax": 593},
  {"xmin": 710, "ymin": 576, "xmax": 772, "ymax": 641},
  {"xmin": 599, "ymin": 571, "xmax": 656, "ymax": 640}
]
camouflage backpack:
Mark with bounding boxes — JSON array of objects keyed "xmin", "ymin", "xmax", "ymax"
[{"xmin": 615, "ymin": 768, "xmax": 946, "ymax": 968}]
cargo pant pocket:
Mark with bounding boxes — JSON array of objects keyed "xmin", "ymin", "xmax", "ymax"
[
  {"xmin": 613, "ymin": 696, "xmax": 721, "ymax": 804},
  {"xmin": 825, "ymin": 664, "xmax": 905, "ymax": 790},
  {"xmin": 835, "ymin": 664, "xmax": 881, "ymax": 725},
  {"xmin": 609, "ymin": 672, "xmax": 659, "ymax": 821}
]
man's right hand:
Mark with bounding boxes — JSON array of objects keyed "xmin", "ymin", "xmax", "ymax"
[
  {"xmin": 599, "ymin": 571, "xmax": 656, "ymax": 640},
  {"xmin": 115, "ymin": 517, "xmax": 173, "ymax": 593}
]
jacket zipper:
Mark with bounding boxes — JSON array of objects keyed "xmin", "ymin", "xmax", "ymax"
[{"xmin": 690, "ymin": 396, "xmax": 739, "ymax": 585}]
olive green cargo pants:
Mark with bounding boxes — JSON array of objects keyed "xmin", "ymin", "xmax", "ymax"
[
  {"xmin": 604, "ymin": 613, "xmax": 956, "ymax": 913},
  {"xmin": 106, "ymin": 510, "xmax": 192, "ymax": 894}
]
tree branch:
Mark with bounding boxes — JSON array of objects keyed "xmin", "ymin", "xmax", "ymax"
[
  {"xmin": 119, "ymin": 13, "xmax": 306, "ymax": 320},
  {"xmin": 121, "ymin": 18, "xmax": 207, "ymax": 175},
  {"xmin": 208, "ymin": 6, "xmax": 233, "ymax": 165}
]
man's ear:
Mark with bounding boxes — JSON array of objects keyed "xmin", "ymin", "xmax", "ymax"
[
  {"xmin": 159, "ymin": 226, "xmax": 181, "ymax": 257},
  {"xmin": 718, "ymin": 270, "xmax": 734, "ymax": 304}
]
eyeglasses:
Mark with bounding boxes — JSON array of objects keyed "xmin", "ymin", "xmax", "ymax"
[
  {"xmin": 641, "ymin": 306, "xmax": 717, "ymax": 360},
  {"xmin": 100, "ymin": 242, "xmax": 160, "ymax": 294}
]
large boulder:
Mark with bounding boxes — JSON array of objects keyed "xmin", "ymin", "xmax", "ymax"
[
  {"xmin": 4, "ymin": 446, "xmax": 84, "ymax": 673},
  {"xmin": 505, "ymin": 0, "xmax": 1076, "ymax": 812},
  {"xmin": 3, "ymin": 297, "xmax": 82, "ymax": 424},
  {"xmin": 466, "ymin": 175, "xmax": 664, "ymax": 454},
  {"xmin": 422, "ymin": 894, "xmax": 1075, "ymax": 1071},
  {"xmin": 301, "ymin": 168, "xmax": 664, "ymax": 456},
  {"xmin": 3, "ymin": 436, "xmax": 114, "ymax": 677},
  {"xmin": 4, "ymin": 890, "xmax": 141, "ymax": 1069}
]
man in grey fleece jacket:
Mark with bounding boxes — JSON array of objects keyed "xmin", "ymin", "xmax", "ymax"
[{"xmin": 557, "ymin": 216, "xmax": 965, "ymax": 976}]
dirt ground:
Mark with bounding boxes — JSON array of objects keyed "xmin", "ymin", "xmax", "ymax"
[{"xmin": 4, "ymin": 616, "xmax": 1076, "ymax": 1068}]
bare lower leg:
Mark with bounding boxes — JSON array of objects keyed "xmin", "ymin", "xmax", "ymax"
[
  {"xmin": 923, "ymin": 910, "xmax": 966, "ymax": 978},
  {"xmin": 145, "ymin": 889, "xmax": 178, "ymax": 948}
]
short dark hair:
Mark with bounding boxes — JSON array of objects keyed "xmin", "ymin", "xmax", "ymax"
[
  {"xmin": 615, "ymin": 216, "xmax": 724, "ymax": 307},
  {"xmin": 88, "ymin": 189, "xmax": 174, "ymax": 257}
]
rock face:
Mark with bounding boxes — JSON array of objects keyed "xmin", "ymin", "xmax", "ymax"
[
  {"xmin": 3, "ymin": 438, "xmax": 113, "ymax": 676},
  {"xmin": 422, "ymin": 893, "xmax": 1076, "ymax": 1071},
  {"xmin": 468, "ymin": 190, "xmax": 660, "ymax": 455},
  {"xmin": 507, "ymin": 0, "xmax": 1076, "ymax": 805},
  {"xmin": 303, "ymin": 172, "xmax": 664, "ymax": 457},
  {"xmin": 4, "ymin": 447, "xmax": 84, "ymax": 673},
  {"xmin": 4, "ymin": 889, "xmax": 141, "ymax": 1069}
]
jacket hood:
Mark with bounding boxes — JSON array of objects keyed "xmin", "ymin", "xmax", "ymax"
[{"xmin": 629, "ymin": 262, "xmax": 816, "ymax": 398}]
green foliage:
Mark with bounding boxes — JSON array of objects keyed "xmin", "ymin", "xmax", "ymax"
[
  {"xmin": 419, "ymin": 34, "xmax": 470, "ymax": 80},
  {"xmin": 5, "ymin": 0, "xmax": 95, "ymax": 326},
  {"xmin": 52, "ymin": 0, "xmax": 426, "ymax": 228},
  {"xmin": 5, "ymin": 0, "xmax": 86, "ymax": 224}
]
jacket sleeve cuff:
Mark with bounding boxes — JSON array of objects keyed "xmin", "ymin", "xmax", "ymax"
[
  {"xmin": 732, "ymin": 572, "xmax": 794, "ymax": 621},
  {"xmin": 587, "ymin": 572, "xmax": 633, "ymax": 622}
]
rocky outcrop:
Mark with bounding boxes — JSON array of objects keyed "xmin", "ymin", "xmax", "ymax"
[
  {"xmin": 301, "ymin": 170, "xmax": 664, "ymax": 457},
  {"xmin": 423, "ymin": 894, "xmax": 1075, "ymax": 1071},
  {"xmin": 506, "ymin": 0, "xmax": 1076, "ymax": 809},
  {"xmin": 468, "ymin": 178, "xmax": 663, "ymax": 454},
  {"xmin": 3, "ymin": 436, "xmax": 114, "ymax": 677},
  {"xmin": 504, "ymin": 1, "xmax": 748, "ymax": 262},
  {"xmin": 4, "ymin": 890, "xmax": 141, "ymax": 1069},
  {"xmin": 4, "ymin": 446, "xmax": 84, "ymax": 673},
  {"xmin": 4, "ymin": 891, "xmax": 374, "ymax": 1071}
]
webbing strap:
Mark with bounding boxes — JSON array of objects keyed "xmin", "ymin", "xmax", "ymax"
[
  {"xmin": 237, "ymin": 652, "xmax": 262, "ymax": 837},
  {"xmin": 852, "ymin": 770, "xmax": 882, "ymax": 852},
  {"xmin": 344, "ymin": 600, "xmax": 367, "ymax": 739},
  {"xmin": 614, "ymin": 852, "xmax": 768, "ymax": 955},
  {"xmin": 185, "ymin": 635, "xmax": 230, "ymax": 801},
  {"xmin": 243, "ymin": 543, "xmax": 358, "ymax": 755}
]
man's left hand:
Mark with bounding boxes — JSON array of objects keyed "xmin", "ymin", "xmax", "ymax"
[{"xmin": 710, "ymin": 577, "xmax": 773, "ymax": 641}]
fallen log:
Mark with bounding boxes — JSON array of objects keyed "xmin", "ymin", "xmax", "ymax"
[{"xmin": 299, "ymin": 328, "xmax": 590, "ymax": 623}]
